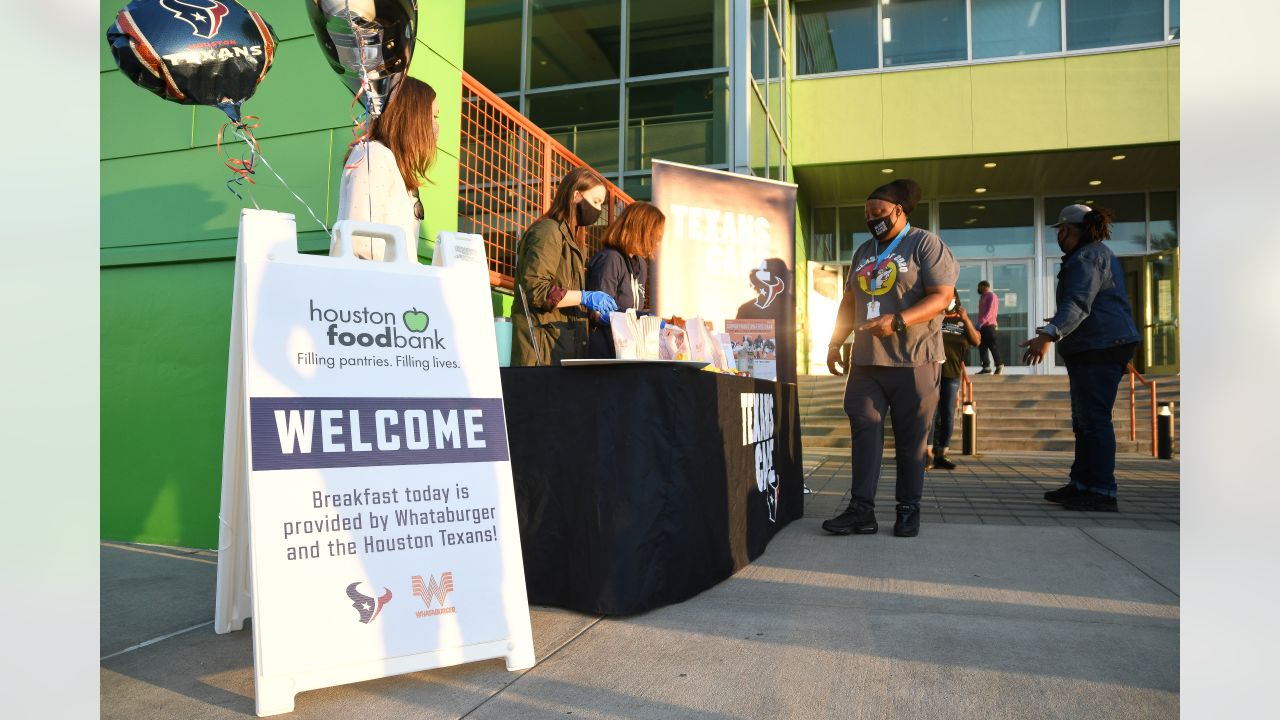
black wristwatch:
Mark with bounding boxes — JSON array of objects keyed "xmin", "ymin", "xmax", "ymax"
[{"xmin": 892, "ymin": 313, "xmax": 907, "ymax": 334}]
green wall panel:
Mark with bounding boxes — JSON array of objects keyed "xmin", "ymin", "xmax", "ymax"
[
  {"xmin": 881, "ymin": 66, "xmax": 974, "ymax": 159},
  {"xmin": 971, "ymin": 59, "xmax": 1069, "ymax": 154},
  {"xmin": 102, "ymin": 129, "xmax": 335, "ymax": 249},
  {"xmin": 100, "ymin": 71, "xmax": 194, "ymax": 160},
  {"xmin": 101, "ymin": 260, "xmax": 236, "ymax": 548},
  {"xmin": 1168, "ymin": 46, "xmax": 1180, "ymax": 140},
  {"xmin": 1064, "ymin": 49, "xmax": 1171, "ymax": 147},
  {"xmin": 792, "ymin": 47, "xmax": 1177, "ymax": 165},
  {"xmin": 420, "ymin": 0, "xmax": 466, "ymax": 67},
  {"xmin": 791, "ymin": 74, "xmax": 883, "ymax": 165}
]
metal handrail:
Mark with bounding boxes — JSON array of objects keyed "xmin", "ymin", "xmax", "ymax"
[
  {"xmin": 458, "ymin": 71, "xmax": 633, "ymax": 291},
  {"xmin": 1126, "ymin": 362, "xmax": 1158, "ymax": 457}
]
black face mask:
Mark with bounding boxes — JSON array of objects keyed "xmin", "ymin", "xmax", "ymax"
[
  {"xmin": 576, "ymin": 199, "xmax": 603, "ymax": 227},
  {"xmin": 866, "ymin": 210, "xmax": 898, "ymax": 239}
]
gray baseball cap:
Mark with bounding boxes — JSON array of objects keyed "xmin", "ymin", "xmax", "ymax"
[{"xmin": 1049, "ymin": 203, "xmax": 1092, "ymax": 227}]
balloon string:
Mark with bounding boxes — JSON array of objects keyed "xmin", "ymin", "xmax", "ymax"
[
  {"xmin": 219, "ymin": 120, "xmax": 331, "ymax": 236},
  {"xmin": 217, "ymin": 117, "xmax": 261, "ymax": 208}
]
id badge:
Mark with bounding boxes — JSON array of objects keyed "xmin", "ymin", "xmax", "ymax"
[{"xmin": 866, "ymin": 300, "xmax": 881, "ymax": 319}]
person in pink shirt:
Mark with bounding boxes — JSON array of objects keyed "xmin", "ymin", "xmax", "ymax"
[{"xmin": 976, "ymin": 281, "xmax": 1004, "ymax": 374}]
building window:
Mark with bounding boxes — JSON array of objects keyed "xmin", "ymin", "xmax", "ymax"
[
  {"xmin": 971, "ymin": 0, "xmax": 1062, "ymax": 59},
  {"xmin": 627, "ymin": 77, "xmax": 727, "ymax": 170},
  {"xmin": 940, "ymin": 198, "xmax": 1035, "ymax": 258},
  {"xmin": 527, "ymin": 86, "xmax": 620, "ymax": 172},
  {"xmin": 1045, "ymin": 193, "xmax": 1147, "ymax": 255},
  {"xmin": 837, "ymin": 206, "xmax": 867, "ymax": 262},
  {"xmin": 794, "ymin": 0, "xmax": 1177, "ymax": 77},
  {"xmin": 630, "ymin": 0, "xmax": 726, "ymax": 77},
  {"xmin": 529, "ymin": 0, "xmax": 621, "ymax": 88},
  {"xmin": 796, "ymin": 0, "xmax": 878, "ymax": 74},
  {"xmin": 1148, "ymin": 191, "xmax": 1178, "ymax": 251},
  {"xmin": 882, "ymin": 0, "xmax": 969, "ymax": 68},
  {"xmin": 812, "ymin": 207, "xmax": 837, "ymax": 261},
  {"xmin": 1065, "ymin": 0, "xmax": 1164, "ymax": 51},
  {"xmin": 464, "ymin": 0, "xmax": 524, "ymax": 93}
]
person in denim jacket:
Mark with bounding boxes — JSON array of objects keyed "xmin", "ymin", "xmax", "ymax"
[{"xmin": 1022, "ymin": 204, "xmax": 1140, "ymax": 512}]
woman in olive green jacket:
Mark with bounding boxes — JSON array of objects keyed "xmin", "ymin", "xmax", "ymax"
[{"xmin": 512, "ymin": 167, "xmax": 618, "ymax": 366}]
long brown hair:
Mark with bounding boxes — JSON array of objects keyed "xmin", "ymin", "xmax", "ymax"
[
  {"xmin": 1080, "ymin": 207, "xmax": 1114, "ymax": 243},
  {"xmin": 363, "ymin": 76, "xmax": 438, "ymax": 191},
  {"xmin": 602, "ymin": 201, "xmax": 665, "ymax": 259},
  {"xmin": 541, "ymin": 167, "xmax": 606, "ymax": 245}
]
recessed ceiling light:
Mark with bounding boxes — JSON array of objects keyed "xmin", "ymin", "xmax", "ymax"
[
  {"xmin": 974, "ymin": 187, "xmax": 987, "ymax": 194},
  {"xmin": 983, "ymin": 162, "xmax": 998, "ymax": 169},
  {"xmin": 964, "ymin": 218, "xmax": 978, "ymax": 225},
  {"xmin": 970, "ymin": 204, "xmax": 986, "ymax": 210},
  {"xmin": 881, "ymin": 168, "xmax": 894, "ymax": 174},
  {"xmin": 1088, "ymin": 180, "xmax": 1103, "ymax": 186},
  {"xmin": 1111, "ymin": 154, "xmax": 1126, "ymax": 161}
]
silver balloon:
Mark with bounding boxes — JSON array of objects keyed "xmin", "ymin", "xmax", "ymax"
[{"xmin": 306, "ymin": 0, "xmax": 417, "ymax": 117}]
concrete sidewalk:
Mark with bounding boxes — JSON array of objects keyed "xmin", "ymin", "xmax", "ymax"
[{"xmin": 101, "ymin": 454, "xmax": 1178, "ymax": 720}]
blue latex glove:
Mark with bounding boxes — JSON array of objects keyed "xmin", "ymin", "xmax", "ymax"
[{"xmin": 580, "ymin": 290, "xmax": 618, "ymax": 316}]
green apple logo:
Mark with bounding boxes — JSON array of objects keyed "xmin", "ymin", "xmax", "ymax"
[{"xmin": 402, "ymin": 308, "xmax": 429, "ymax": 333}]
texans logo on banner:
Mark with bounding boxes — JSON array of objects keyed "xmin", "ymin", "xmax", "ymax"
[{"xmin": 750, "ymin": 261, "xmax": 786, "ymax": 310}]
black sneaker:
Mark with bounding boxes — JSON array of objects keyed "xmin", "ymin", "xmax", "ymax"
[
  {"xmin": 893, "ymin": 503, "xmax": 920, "ymax": 537},
  {"xmin": 932, "ymin": 454, "xmax": 957, "ymax": 470},
  {"xmin": 976, "ymin": 368, "xmax": 992, "ymax": 375},
  {"xmin": 994, "ymin": 365, "xmax": 1004, "ymax": 375},
  {"xmin": 1060, "ymin": 491, "xmax": 1119, "ymax": 512},
  {"xmin": 822, "ymin": 505, "xmax": 878, "ymax": 535},
  {"xmin": 1043, "ymin": 483, "xmax": 1086, "ymax": 504}
]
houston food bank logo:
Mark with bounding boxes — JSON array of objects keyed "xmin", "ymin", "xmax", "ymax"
[
  {"xmin": 308, "ymin": 299, "xmax": 447, "ymax": 351},
  {"xmin": 412, "ymin": 573, "xmax": 456, "ymax": 618}
]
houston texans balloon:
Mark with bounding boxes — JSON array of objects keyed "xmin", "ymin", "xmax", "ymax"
[
  {"xmin": 305, "ymin": 0, "xmax": 417, "ymax": 118},
  {"xmin": 107, "ymin": 0, "xmax": 277, "ymax": 123}
]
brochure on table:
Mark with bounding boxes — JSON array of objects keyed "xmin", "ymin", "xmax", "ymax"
[{"xmin": 215, "ymin": 210, "xmax": 534, "ymax": 716}]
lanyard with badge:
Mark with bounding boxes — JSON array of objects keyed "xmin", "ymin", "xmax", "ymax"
[{"xmin": 865, "ymin": 223, "xmax": 910, "ymax": 319}]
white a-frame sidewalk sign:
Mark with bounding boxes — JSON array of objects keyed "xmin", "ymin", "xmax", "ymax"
[{"xmin": 215, "ymin": 209, "xmax": 534, "ymax": 716}]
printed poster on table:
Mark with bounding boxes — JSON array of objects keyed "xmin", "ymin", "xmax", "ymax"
[
  {"xmin": 215, "ymin": 211, "xmax": 534, "ymax": 716},
  {"xmin": 725, "ymin": 318, "xmax": 777, "ymax": 381},
  {"xmin": 651, "ymin": 160, "xmax": 798, "ymax": 384}
]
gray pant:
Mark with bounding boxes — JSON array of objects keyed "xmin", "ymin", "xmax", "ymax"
[{"xmin": 842, "ymin": 363, "xmax": 942, "ymax": 510}]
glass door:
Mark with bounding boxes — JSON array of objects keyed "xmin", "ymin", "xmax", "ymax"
[
  {"xmin": 807, "ymin": 262, "xmax": 846, "ymax": 374},
  {"xmin": 957, "ymin": 260, "xmax": 1033, "ymax": 373},
  {"xmin": 1045, "ymin": 259, "xmax": 1066, "ymax": 369},
  {"xmin": 1143, "ymin": 249, "xmax": 1179, "ymax": 374}
]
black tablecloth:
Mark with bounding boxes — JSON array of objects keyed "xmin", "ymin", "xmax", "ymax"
[{"xmin": 500, "ymin": 365, "xmax": 803, "ymax": 615}]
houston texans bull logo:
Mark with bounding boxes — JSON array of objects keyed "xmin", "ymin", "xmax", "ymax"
[
  {"xmin": 346, "ymin": 582, "xmax": 393, "ymax": 624},
  {"xmin": 750, "ymin": 261, "xmax": 786, "ymax": 310},
  {"xmin": 159, "ymin": 0, "xmax": 229, "ymax": 39}
]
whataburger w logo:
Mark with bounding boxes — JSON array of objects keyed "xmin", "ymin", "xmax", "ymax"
[
  {"xmin": 412, "ymin": 573, "xmax": 457, "ymax": 618},
  {"xmin": 160, "ymin": 0, "xmax": 229, "ymax": 40}
]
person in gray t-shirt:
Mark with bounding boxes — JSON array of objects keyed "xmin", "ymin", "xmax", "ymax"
[{"xmin": 821, "ymin": 179, "xmax": 959, "ymax": 538}]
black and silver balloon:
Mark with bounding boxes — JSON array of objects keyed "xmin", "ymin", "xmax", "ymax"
[
  {"xmin": 305, "ymin": 0, "xmax": 418, "ymax": 118},
  {"xmin": 106, "ymin": 0, "xmax": 277, "ymax": 123}
]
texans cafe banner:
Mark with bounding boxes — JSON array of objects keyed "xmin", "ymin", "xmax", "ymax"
[
  {"xmin": 215, "ymin": 210, "xmax": 534, "ymax": 716},
  {"xmin": 650, "ymin": 160, "xmax": 799, "ymax": 384}
]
